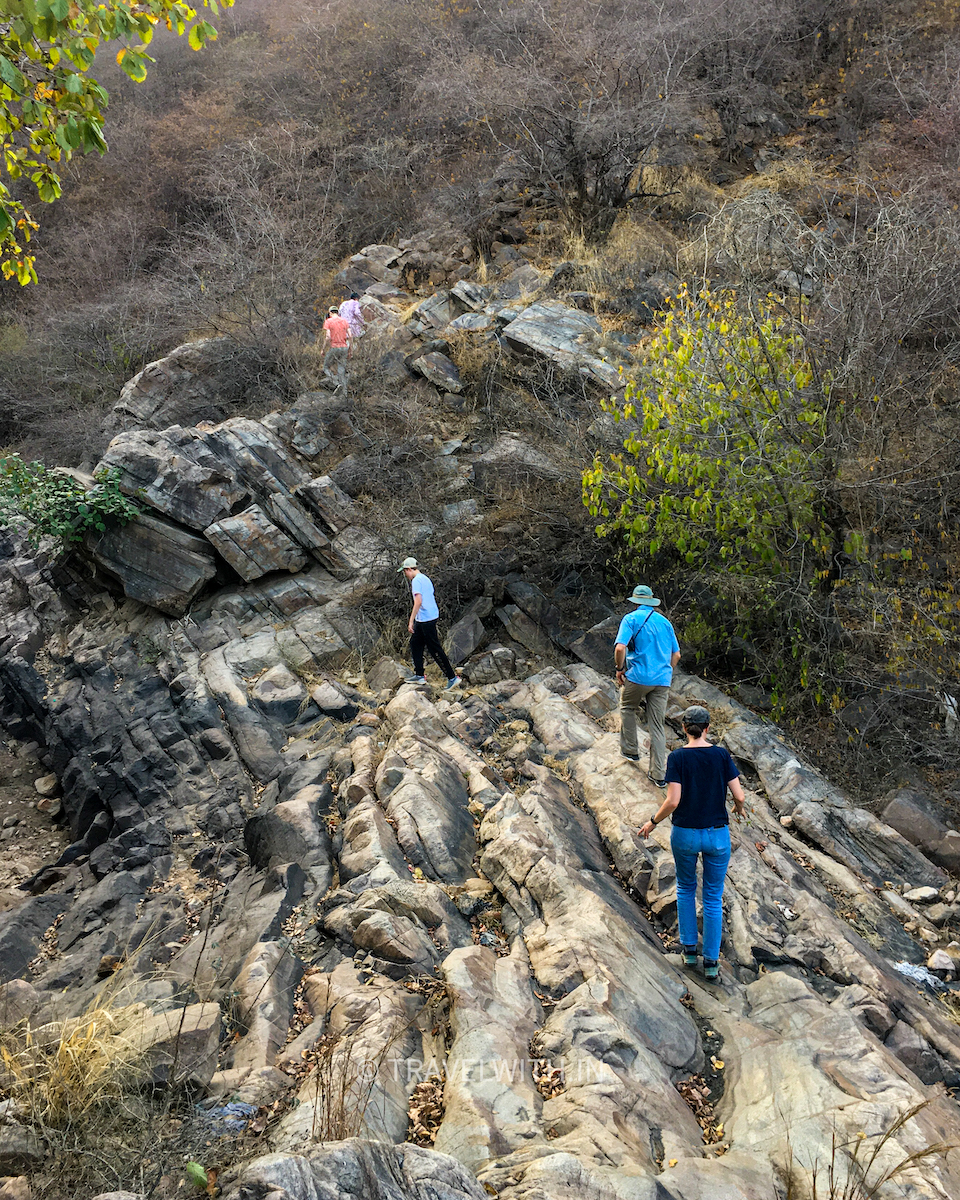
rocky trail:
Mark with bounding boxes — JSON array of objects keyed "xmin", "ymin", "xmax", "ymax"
[{"xmin": 2, "ymin": 242, "xmax": 960, "ymax": 1200}]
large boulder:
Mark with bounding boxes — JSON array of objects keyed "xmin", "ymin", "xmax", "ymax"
[
  {"xmin": 882, "ymin": 787, "xmax": 960, "ymax": 875},
  {"xmin": 500, "ymin": 300, "xmax": 621, "ymax": 386},
  {"xmin": 103, "ymin": 338, "xmax": 288, "ymax": 436},
  {"xmin": 98, "ymin": 426, "xmax": 251, "ymax": 531}
]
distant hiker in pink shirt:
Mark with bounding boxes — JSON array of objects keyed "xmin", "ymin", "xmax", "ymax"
[
  {"xmin": 322, "ymin": 306, "xmax": 352, "ymax": 387},
  {"xmin": 338, "ymin": 292, "xmax": 366, "ymax": 339}
]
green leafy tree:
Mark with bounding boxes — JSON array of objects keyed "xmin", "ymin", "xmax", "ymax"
[
  {"xmin": 584, "ymin": 285, "xmax": 846, "ymax": 576},
  {"xmin": 0, "ymin": 0, "xmax": 229, "ymax": 284},
  {"xmin": 583, "ymin": 286, "xmax": 853, "ymax": 704},
  {"xmin": 0, "ymin": 454, "xmax": 141, "ymax": 544}
]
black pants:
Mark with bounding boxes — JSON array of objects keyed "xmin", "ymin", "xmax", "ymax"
[{"xmin": 410, "ymin": 619, "xmax": 455, "ymax": 679}]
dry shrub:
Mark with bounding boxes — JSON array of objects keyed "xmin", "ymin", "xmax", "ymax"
[
  {"xmin": 1, "ymin": 1003, "xmax": 148, "ymax": 1127},
  {"xmin": 446, "ymin": 329, "xmax": 504, "ymax": 387},
  {"xmin": 676, "ymin": 189, "xmax": 827, "ymax": 285},
  {"xmin": 731, "ymin": 156, "xmax": 819, "ymax": 201},
  {"xmin": 638, "ymin": 165, "xmax": 725, "ymax": 223}
]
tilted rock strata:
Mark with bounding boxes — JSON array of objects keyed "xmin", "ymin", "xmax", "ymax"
[{"xmin": 2, "ymin": 526, "xmax": 960, "ymax": 1200}]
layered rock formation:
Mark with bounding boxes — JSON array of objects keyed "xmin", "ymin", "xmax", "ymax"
[
  {"xmin": 3, "ymin": 500, "xmax": 960, "ymax": 1198},
  {"xmin": 2, "ymin": 260, "xmax": 960, "ymax": 1200}
]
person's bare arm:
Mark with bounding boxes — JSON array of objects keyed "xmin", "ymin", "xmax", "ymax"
[
  {"xmin": 614, "ymin": 641, "xmax": 628, "ymax": 686},
  {"xmin": 408, "ymin": 592, "xmax": 422, "ymax": 633},
  {"xmin": 671, "ymin": 649, "xmax": 681, "ymax": 667},
  {"xmin": 728, "ymin": 774, "xmax": 745, "ymax": 820},
  {"xmin": 346, "ymin": 332, "xmax": 354, "ymax": 359},
  {"xmin": 639, "ymin": 781, "xmax": 680, "ymax": 837}
]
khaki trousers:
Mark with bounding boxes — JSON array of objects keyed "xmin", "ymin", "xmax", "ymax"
[{"xmin": 620, "ymin": 681, "xmax": 670, "ymax": 779}]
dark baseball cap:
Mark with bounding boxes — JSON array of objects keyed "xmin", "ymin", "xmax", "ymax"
[{"xmin": 682, "ymin": 705, "xmax": 710, "ymax": 726}]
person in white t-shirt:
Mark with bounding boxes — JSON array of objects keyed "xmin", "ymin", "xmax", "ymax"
[{"xmin": 398, "ymin": 557, "xmax": 461, "ymax": 688}]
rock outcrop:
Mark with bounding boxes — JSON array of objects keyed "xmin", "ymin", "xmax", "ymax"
[
  {"xmin": 3, "ymin": 500, "xmax": 960, "ymax": 1200},
  {"xmin": 3, "ymin": 255, "xmax": 960, "ymax": 1200}
]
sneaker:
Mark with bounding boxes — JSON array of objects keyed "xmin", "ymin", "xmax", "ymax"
[
  {"xmin": 647, "ymin": 773, "xmax": 667, "ymax": 788},
  {"xmin": 410, "ymin": 675, "xmax": 426, "ymax": 683},
  {"xmin": 445, "ymin": 676, "xmax": 462, "ymax": 690},
  {"xmin": 620, "ymin": 750, "xmax": 640, "ymax": 761},
  {"xmin": 703, "ymin": 960, "xmax": 720, "ymax": 981},
  {"xmin": 681, "ymin": 946, "xmax": 699, "ymax": 967}
]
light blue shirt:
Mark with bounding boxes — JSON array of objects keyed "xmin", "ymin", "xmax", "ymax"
[
  {"xmin": 410, "ymin": 571, "xmax": 439, "ymax": 622},
  {"xmin": 615, "ymin": 608, "xmax": 679, "ymax": 686}
]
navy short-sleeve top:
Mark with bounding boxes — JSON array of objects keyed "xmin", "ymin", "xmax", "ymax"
[{"xmin": 664, "ymin": 745, "xmax": 740, "ymax": 828}]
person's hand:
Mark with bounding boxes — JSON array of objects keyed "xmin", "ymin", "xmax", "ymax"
[
  {"xmin": 639, "ymin": 821, "xmax": 655, "ymax": 838},
  {"xmin": 733, "ymin": 805, "xmax": 745, "ymax": 823},
  {"xmin": 615, "ymin": 668, "xmax": 626, "ymax": 687},
  {"xmin": 408, "ymin": 621, "xmax": 415, "ymax": 634}
]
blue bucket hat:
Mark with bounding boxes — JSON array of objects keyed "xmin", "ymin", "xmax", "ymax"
[{"xmin": 627, "ymin": 584, "xmax": 661, "ymax": 606}]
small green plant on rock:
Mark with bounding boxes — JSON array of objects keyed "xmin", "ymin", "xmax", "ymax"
[{"xmin": 0, "ymin": 455, "xmax": 141, "ymax": 547}]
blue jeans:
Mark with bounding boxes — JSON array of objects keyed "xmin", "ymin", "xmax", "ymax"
[{"xmin": 670, "ymin": 825, "xmax": 731, "ymax": 961}]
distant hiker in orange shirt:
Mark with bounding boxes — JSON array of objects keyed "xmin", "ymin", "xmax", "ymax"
[{"xmin": 322, "ymin": 306, "xmax": 352, "ymax": 388}]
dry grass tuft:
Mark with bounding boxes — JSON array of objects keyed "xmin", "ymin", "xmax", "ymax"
[{"xmin": 1, "ymin": 1003, "xmax": 148, "ymax": 1128}]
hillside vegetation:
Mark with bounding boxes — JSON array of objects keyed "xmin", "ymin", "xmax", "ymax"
[{"xmin": 2, "ymin": 0, "xmax": 960, "ymax": 800}]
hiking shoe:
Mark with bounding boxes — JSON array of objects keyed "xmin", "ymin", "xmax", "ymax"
[
  {"xmin": 620, "ymin": 750, "xmax": 640, "ymax": 762},
  {"xmin": 647, "ymin": 774, "xmax": 668, "ymax": 788},
  {"xmin": 681, "ymin": 946, "xmax": 699, "ymax": 967},
  {"xmin": 445, "ymin": 676, "xmax": 463, "ymax": 689},
  {"xmin": 410, "ymin": 675, "xmax": 426, "ymax": 683},
  {"xmin": 703, "ymin": 960, "xmax": 720, "ymax": 981}
]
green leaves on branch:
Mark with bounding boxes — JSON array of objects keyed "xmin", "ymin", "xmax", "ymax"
[
  {"xmin": 0, "ymin": 0, "xmax": 230, "ymax": 283},
  {"xmin": 0, "ymin": 454, "xmax": 141, "ymax": 546},
  {"xmin": 583, "ymin": 285, "xmax": 840, "ymax": 581}
]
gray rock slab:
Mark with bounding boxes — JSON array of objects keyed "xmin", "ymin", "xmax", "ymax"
[
  {"xmin": 413, "ymin": 351, "xmax": 463, "ymax": 393},
  {"xmin": 0, "ymin": 1126, "xmax": 42, "ymax": 1174},
  {"xmin": 97, "ymin": 425, "xmax": 251, "ymax": 531},
  {"xmin": 130, "ymin": 1002, "xmax": 222, "ymax": 1088},
  {"xmin": 450, "ymin": 280, "xmax": 490, "ymax": 310},
  {"xmin": 500, "ymin": 300, "xmax": 620, "ymax": 386},
  {"xmin": 0, "ymin": 894, "xmax": 69, "ymax": 983},
  {"xmin": 434, "ymin": 944, "xmax": 545, "ymax": 1171},
  {"xmin": 250, "ymin": 663, "xmax": 309, "ymax": 725},
  {"xmin": 276, "ymin": 607, "xmax": 352, "ymax": 672},
  {"xmin": 567, "ymin": 616, "xmax": 619, "ymax": 674},
  {"xmin": 224, "ymin": 1140, "xmax": 488, "ymax": 1200},
  {"xmin": 496, "ymin": 605, "xmax": 554, "ymax": 657},
  {"xmin": 472, "ymin": 434, "xmax": 564, "ymax": 490},
  {"xmin": 205, "ymin": 506, "xmax": 308, "ymax": 582},
  {"xmin": 230, "ymin": 940, "xmax": 303, "ymax": 1073},
  {"xmin": 103, "ymin": 338, "xmax": 285, "ymax": 436},
  {"xmin": 414, "ymin": 290, "xmax": 463, "ymax": 329},
  {"xmin": 295, "ymin": 474, "xmax": 360, "ymax": 536},
  {"xmin": 444, "ymin": 608, "xmax": 488, "ymax": 666},
  {"xmin": 86, "ymin": 510, "xmax": 218, "ymax": 615},
  {"xmin": 245, "ymin": 795, "xmax": 333, "ymax": 879}
]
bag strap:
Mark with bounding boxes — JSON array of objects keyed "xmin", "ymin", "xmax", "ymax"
[{"xmin": 627, "ymin": 607, "xmax": 655, "ymax": 652}]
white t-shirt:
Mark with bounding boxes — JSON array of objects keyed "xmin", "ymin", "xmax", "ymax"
[{"xmin": 410, "ymin": 571, "xmax": 439, "ymax": 622}]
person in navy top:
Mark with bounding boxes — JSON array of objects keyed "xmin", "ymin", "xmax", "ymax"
[
  {"xmin": 613, "ymin": 584, "xmax": 680, "ymax": 786},
  {"xmin": 639, "ymin": 705, "xmax": 745, "ymax": 980}
]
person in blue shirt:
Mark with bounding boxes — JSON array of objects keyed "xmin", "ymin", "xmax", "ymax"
[
  {"xmin": 613, "ymin": 584, "xmax": 680, "ymax": 785},
  {"xmin": 398, "ymin": 557, "xmax": 461, "ymax": 689},
  {"xmin": 639, "ymin": 705, "xmax": 745, "ymax": 980}
]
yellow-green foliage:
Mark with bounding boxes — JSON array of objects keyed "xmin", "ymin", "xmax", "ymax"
[{"xmin": 584, "ymin": 285, "xmax": 842, "ymax": 577}]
